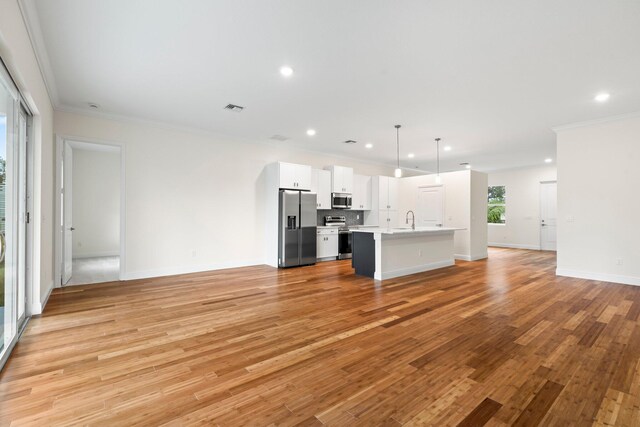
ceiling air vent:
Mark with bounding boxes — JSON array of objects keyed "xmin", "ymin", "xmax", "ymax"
[
  {"xmin": 343, "ymin": 140, "xmax": 357, "ymax": 144},
  {"xmin": 224, "ymin": 104, "xmax": 244, "ymax": 112},
  {"xmin": 270, "ymin": 135, "xmax": 290, "ymax": 142}
]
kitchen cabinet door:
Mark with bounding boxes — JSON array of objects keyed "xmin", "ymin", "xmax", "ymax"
[
  {"xmin": 328, "ymin": 165, "xmax": 354, "ymax": 194},
  {"xmin": 278, "ymin": 162, "xmax": 297, "ymax": 189},
  {"xmin": 317, "ymin": 233, "xmax": 338, "ymax": 258},
  {"xmin": 278, "ymin": 162, "xmax": 311, "ymax": 190},
  {"xmin": 341, "ymin": 167, "xmax": 354, "ymax": 193},
  {"xmin": 378, "ymin": 176, "xmax": 389, "ymax": 210},
  {"xmin": 387, "ymin": 177, "xmax": 399, "ymax": 210},
  {"xmin": 361, "ymin": 175, "xmax": 372, "ymax": 210},
  {"xmin": 317, "ymin": 170, "xmax": 331, "ymax": 209},
  {"xmin": 295, "ymin": 164, "xmax": 312, "ymax": 190}
]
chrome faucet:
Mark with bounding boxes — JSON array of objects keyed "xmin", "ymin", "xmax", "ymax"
[{"xmin": 406, "ymin": 210, "xmax": 415, "ymax": 230}]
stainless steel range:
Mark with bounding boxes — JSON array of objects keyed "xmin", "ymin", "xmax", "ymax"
[{"xmin": 324, "ymin": 215, "xmax": 352, "ymax": 260}]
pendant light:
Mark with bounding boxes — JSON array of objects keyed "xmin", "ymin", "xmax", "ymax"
[
  {"xmin": 394, "ymin": 125, "xmax": 402, "ymax": 178},
  {"xmin": 435, "ymin": 137, "xmax": 442, "ymax": 184}
]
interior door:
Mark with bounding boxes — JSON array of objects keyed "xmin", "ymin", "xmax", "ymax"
[
  {"xmin": 540, "ymin": 182, "xmax": 557, "ymax": 251},
  {"xmin": 62, "ymin": 142, "xmax": 73, "ymax": 284},
  {"xmin": 417, "ymin": 186, "xmax": 444, "ymax": 227}
]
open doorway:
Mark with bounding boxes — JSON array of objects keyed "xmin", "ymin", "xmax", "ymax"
[{"xmin": 56, "ymin": 138, "xmax": 124, "ymax": 286}]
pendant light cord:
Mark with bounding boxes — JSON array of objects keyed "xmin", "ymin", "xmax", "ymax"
[
  {"xmin": 435, "ymin": 138, "xmax": 441, "ymax": 176},
  {"xmin": 395, "ymin": 125, "xmax": 401, "ymax": 171}
]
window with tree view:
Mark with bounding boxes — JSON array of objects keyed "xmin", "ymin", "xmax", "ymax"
[{"xmin": 488, "ymin": 186, "xmax": 506, "ymax": 224}]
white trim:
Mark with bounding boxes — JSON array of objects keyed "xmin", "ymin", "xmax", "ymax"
[
  {"xmin": 552, "ymin": 110, "xmax": 640, "ymax": 133},
  {"xmin": 556, "ymin": 268, "xmax": 640, "ymax": 287},
  {"xmin": 122, "ymin": 259, "xmax": 265, "ymax": 281},
  {"xmin": 54, "ymin": 105, "xmax": 403, "ymax": 175},
  {"xmin": 455, "ymin": 253, "xmax": 488, "ymax": 261},
  {"xmin": 17, "ymin": 0, "xmax": 60, "ymax": 106},
  {"xmin": 489, "ymin": 243, "xmax": 541, "ymax": 250},
  {"xmin": 375, "ymin": 259, "xmax": 455, "ymax": 281},
  {"xmin": 54, "ymin": 135, "xmax": 126, "ymax": 287},
  {"xmin": 30, "ymin": 280, "xmax": 53, "ymax": 315},
  {"xmin": 73, "ymin": 252, "xmax": 120, "ymax": 259}
]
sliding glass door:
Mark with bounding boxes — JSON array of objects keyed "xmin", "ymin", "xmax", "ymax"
[{"xmin": 0, "ymin": 61, "xmax": 28, "ymax": 365}]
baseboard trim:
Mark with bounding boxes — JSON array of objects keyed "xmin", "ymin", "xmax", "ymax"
[
  {"xmin": 377, "ymin": 259, "xmax": 455, "ymax": 280},
  {"xmin": 556, "ymin": 268, "xmax": 640, "ymax": 287},
  {"xmin": 122, "ymin": 259, "xmax": 264, "ymax": 281},
  {"xmin": 31, "ymin": 281, "xmax": 53, "ymax": 315},
  {"xmin": 489, "ymin": 243, "xmax": 541, "ymax": 250},
  {"xmin": 73, "ymin": 251, "xmax": 119, "ymax": 259},
  {"xmin": 455, "ymin": 253, "xmax": 488, "ymax": 261}
]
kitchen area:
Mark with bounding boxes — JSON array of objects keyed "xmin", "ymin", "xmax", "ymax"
[{"xmin": 265, "ymin": 161, "xmax": 487, "ymax": 280}]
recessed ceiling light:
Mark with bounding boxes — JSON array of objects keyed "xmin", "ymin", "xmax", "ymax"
[
  {"xmin": 545, "ymin": 158, "xmax": 553, "ymax": 163},
  {"xmin": 594, "ymin": 92, "xmax": 610, "ymax": 102},
  {"xmin": 365, "ymin": 143, "xmax": 373, "ymax": 149},
  {"xmin": 306, "ymin": 129, "xmax": 316, "ymax": 136},
  {"xmin": 280, "ymin": 66, "xmax": 293, "ymax": 77},
  {"xmin": 443, "ymin": 146, "xmax": 452, "ymax": 151},
  {"xmin": 408, "ymin": 153, "xmax": 415, "ymax": 158}
]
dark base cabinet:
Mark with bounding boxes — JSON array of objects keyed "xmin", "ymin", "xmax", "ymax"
[{"xmin": 352, "ymin": 232, "xmax": 375, "ymax": 278}]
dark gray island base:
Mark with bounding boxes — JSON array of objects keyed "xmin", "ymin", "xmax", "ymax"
[{"xmin": 352, "ymin": 232, "xmax": 376, "ymax": 278}]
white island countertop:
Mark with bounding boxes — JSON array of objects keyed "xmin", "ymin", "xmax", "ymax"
[{"xmin": 352, "ymin": 226, "xmax": 463, "ymax": 235}]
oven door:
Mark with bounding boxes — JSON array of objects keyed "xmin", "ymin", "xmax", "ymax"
[
  {"xmin": 332, "ymin": 193, "xmax": 352, "ymax": 209},
  {"xmin": 338, "ymin": 230, "xmax": 353, "ymax": 259}
]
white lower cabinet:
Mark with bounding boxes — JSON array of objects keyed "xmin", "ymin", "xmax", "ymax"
[
  {"xmin": 364, "ymin": 209, "xmax": 399, "ymax": 228},
  {"xmin": 317, "ymin": 229, "xmax": 338, "ymax": 259}
]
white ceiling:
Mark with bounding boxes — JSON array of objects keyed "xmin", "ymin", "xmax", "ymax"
[{"xmin": 25, "ymin": 0, "xmax": 640, "ymax": 172}]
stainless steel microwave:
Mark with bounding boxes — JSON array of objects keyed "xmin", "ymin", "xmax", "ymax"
[{"xmin": 331, "ymin": 193, "xmax": 352, "ymax": 209}]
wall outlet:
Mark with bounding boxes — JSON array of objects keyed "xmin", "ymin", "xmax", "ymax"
[
  {"xmin": 566, "ymin": 215, "xmax": 575, "ymax": 222},
  {"xmin": 616, "ymin": 259, "xmax": 623, "ymax": 266},
  {"xmin": 418, "ymin": 249, "xmax": 422, "ymax": 257},
  {"xmin": 356, "ymin": 214, "xmax": 360, "ymax": 220},
  {"xmin": 192, "ymin": 250, "xmax": 197, "ymax": 258}
]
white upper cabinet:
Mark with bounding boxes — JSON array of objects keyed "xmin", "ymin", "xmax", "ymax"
[
  {"xmin": 311, "ymin": 169, "xmax": 332, "ymax": 209},
  {"xmin": 387, "ymin": 176, "xmax": 399, "ymax": 210},
  {"xmin": 326, "ymin": 165, "xmax": 354, "ymax": 194},
  {"xmin": 373, "ymin": 176, "xmax": 399, "ymax": 210},
  {"xmin": 278, "ymin": 162, "xmax": 311, "ymax": 190},
  {"xmin": 351, "ymin": 174, "xmax": 372, "ymax": 210}
]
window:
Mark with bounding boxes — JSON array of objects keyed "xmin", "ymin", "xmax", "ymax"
[{"xmin": 488, "ymin": 186, "xmax": 506, "ymax": 224}]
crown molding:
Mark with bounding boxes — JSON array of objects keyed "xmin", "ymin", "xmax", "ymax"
[
  {"xmin": 552, "ymin": 110, "xmax": 640, "ymax": 133},
  {"xmin": 18, "ymin": 0, "xmax": 60, "ymax": 107},
  {"xmin": 54, "ymin": 104, "xmax": 411, "ymax": 174}
]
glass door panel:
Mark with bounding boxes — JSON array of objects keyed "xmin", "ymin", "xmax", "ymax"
[{"xmin": 0, "ymin": 61, "xmax": 28, "ymax": 365}]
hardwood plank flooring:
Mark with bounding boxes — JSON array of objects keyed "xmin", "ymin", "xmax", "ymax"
[{"xmin": 2, "ymin": 248, "xmax": 640, "ymax": 425}]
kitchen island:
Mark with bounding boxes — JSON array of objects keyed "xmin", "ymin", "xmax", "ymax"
[{"xmin": 352, "ymin": 227, "xmax": 462, "ymax": 280}]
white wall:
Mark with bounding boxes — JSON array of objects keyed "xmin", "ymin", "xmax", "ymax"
[
  {"xmin": 72, "ymin": 148, "xmax": 120, "ymax": 258},
  {"xmin": 0, "ymin": 0, "xmax": 55, "ymax": 314},
  {"xmin": 556, "ymin": 113, "xmax": 640, "ymax": 286},
  {"xmin": 54, "ymin": 110, "xmax": 394, "ymax": 279},
  {"xmin": 470, "ymin": 170, "xmax": 489, "ymax": 259},
  {"xmin": 487, "ymin": 165, "xmax": 557, "ymax": 249},
  {"xmin": 398, "ymin": 170, "xmax": 488, "ymax": 261}
]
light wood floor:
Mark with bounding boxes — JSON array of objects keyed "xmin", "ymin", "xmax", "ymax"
[{"xmin": 2, "ymin": 248, "xmax": 640, "ymax": 426}]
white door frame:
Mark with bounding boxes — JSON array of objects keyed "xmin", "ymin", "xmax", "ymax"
[
  {"xmin": 54, "ymin": 135, "xmax": 126, "ymax": 287},
  {"xmin": 539, "ymin": 180, "xmax": 557, "ymax": 251}
]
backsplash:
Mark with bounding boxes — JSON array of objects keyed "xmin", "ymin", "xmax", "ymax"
[{"xmin": 317, "ymin": 209, "xmax": 364, "ymax": 226}]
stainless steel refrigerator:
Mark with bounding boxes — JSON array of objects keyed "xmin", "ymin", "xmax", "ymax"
[{"xmin": 278, "ymin": 190, "xmax": 317, "ymax": 267}]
